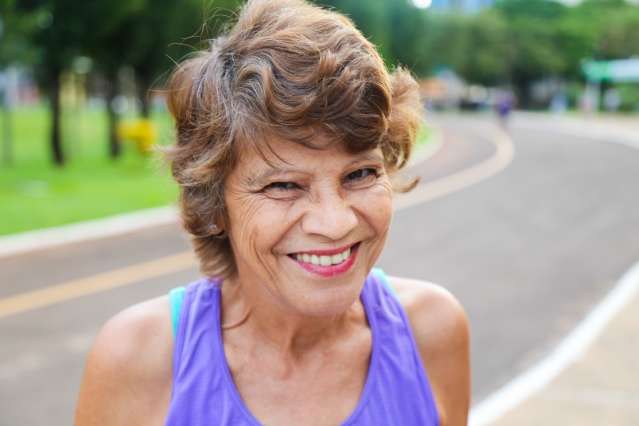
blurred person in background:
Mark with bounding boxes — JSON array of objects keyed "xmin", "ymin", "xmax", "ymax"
[
  {"xmin": 495, "ymin": 90, "xmax": 515, "ymax": 128},
  {"xmin": 74, "ymin": 0, "xmax": 470, "ymax": 425}
]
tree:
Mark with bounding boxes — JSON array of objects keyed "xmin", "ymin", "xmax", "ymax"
[
  {"xmin": 124, "ymin": 0, "xmax": 229, "ymax": 118},
  {"xmin": 492, "ymin": 0, "xmax": 569, "ymax": 105},
  {"xmin": 82, "ymin": 0, "xmax": 147, "ymax": 159},
  {"xmin": 456, "ymin": 10, "xmax": 510, "ymax": 86},
  {"xmin": 0, "ymin": 0, "xmax": 42, "ymax": 166},
  {"xmin": 31, "ymin": 0, "xmax": 82, "ymax": 165}
]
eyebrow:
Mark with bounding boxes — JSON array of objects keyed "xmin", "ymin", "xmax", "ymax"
[
  {"xmin": 243, "ymin": 151, "xmax": 384, "ymax": 187},
  {"xmin": 244, "ymin": 167, "xmax": 301, "ymax": 187}
]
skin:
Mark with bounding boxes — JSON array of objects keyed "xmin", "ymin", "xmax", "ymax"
[{"xmin": 75, "ymin": 137, "xmax": 470, "ymax": 426}]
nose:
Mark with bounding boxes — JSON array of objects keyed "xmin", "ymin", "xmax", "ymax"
[{"xmin": 301, "ymin": 188, "xmax": 358, "ymax": 241}]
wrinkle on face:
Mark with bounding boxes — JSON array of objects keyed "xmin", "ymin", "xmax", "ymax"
[{"xmin": 221, "ymin": 135, "xmax": 394, "ymax": 349}]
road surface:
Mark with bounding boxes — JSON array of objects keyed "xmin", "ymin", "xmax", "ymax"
[{"xmin": 1, "ymin": 112, "xmax": 637, "ymax": 425}]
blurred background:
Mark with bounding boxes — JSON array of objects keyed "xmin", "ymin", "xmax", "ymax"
[
  {"xmin": 1, "ymin": 0, "xmax": 639, "ymax": 425},
  {"xmin": 1, "ymin": 0, "xmax": 638, "ymax": 234}
]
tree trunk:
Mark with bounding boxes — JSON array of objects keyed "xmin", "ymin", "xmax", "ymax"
[
  {"xmin": 137, "ymin": 75, "xmax": 151, "ymax": 118},
  {"xmin": 105, "ymin": 73, "xmax": 121, "ymax": 159},
  {"xmin": 50, "ymin": 71, "xmax": 65, "ymax": 166},
  {"xmin": 512, "ymin": 77, "xmax": 531, "ymax": 109}
]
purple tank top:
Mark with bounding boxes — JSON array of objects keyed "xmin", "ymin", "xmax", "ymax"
[{"xmin": 165, "ymin": 270, "xmax": 439, "ymax": 425}]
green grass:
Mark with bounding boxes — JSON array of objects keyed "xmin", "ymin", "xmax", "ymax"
[
  {"xmin": 0, "ymin": 106, "xmax": 435, "ymax": 237},
  {"xmin": 0, "ymin": 104, "xmax": 178, "ymax": 236},
  {"xmin": 416, "ymin": 124, "xmax": 431, "ymax": 147}
]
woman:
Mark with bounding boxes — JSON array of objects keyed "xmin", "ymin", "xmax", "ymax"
[{"xmin": 75, "ymin": 0, "xmax": 470, "ymax": 425}]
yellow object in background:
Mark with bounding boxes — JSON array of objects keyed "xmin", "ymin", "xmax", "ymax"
[{"xmin": 117, "ymin": 119, "xmax": 157, "ymax": 154}]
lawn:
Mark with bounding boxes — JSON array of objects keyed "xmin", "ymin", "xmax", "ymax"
[
  {"xmin": 416, "ymin": 124, "xmax": 431, "ymax": 148},
  {"xmin": 0, "ymin": 104, "xmax": 178, "ymax": 236},
  {"xmin": 0, "ymin": 104, "xmax": 433, "ymax": 237}
]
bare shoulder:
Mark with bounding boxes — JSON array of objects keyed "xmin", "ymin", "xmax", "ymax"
[
  {"xmin": 75, "ymin": 296, "xmax": 173, "ymax": 426},
  {"xmin": 387, "ymin": 276, "xmax": 468, "ymax": 342},
  {"xmin": 387, "ymin": 276, "xmax": 470, "ymax": 426}
]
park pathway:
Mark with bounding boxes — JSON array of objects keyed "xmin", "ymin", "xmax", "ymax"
[{"xmin": 1, "ymin": 112, "xmax": 638, "ymax": 425}]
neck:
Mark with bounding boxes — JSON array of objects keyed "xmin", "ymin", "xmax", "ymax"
[{"xmin": 221, "ymin": 275, "xmax": 364, "ymax": 357}]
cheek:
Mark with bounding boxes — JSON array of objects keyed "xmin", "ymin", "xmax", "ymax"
[
  {"xmin": 353, "ymin": 179, "xmax": 394, "ymax": 233},
  {"xmin": 225, "ymin": 191, "xmax": 294, "ymax": 262},
  {"xmin": 226, "ymin": 193, "xmax": 261, "ymax": 241},
  {"xmin": 226, "ymin": 194, "xmax": 267, "ymax": 265}
]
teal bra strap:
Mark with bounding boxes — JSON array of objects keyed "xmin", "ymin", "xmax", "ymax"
[
  {"xmin": 372, "ymin": 267, "xmax": 398, "ymax": 298},
  {"xmin": 169, "ymin": 286, "xmax": 186, "ymax": 338}
]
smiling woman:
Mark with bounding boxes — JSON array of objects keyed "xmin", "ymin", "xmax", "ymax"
[{"xmin": 74, "ymin": 1, "xmax": 470, "ymax": 425}]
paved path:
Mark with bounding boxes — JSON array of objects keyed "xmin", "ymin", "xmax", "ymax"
[
  {"xmin": 1, "ymin": 112, "xmax": 638, "ymax": 425},
  {"xmin": 474, "ymin": 112, "xmax": 639, "ymax": 425},
  {"xmin": 492, "ymin": 282, "xmax": 639, "ymax": 425},
  {"xmin": 386, "ymin": 113, "xmax": 639, "ymax": 403}
]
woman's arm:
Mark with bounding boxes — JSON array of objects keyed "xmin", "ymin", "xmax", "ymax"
[
  {"xmin": 389, "ymin": 276, "xmax": 471, "ymax": 426},
  {"xmin": 74, "ymin": 297, "xmax": 173, "ymax": 426}
]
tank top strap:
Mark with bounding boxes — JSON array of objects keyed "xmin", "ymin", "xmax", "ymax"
[
  {"xmin": 356, "ymin": 269, "xmax": 440, "ymax": 426},
  {"xmin": 168, "ymin": 278, "xmax": 226, "ymax": 409},
  {"xmin": 360, "ymin": 268, "xmax": 405, "ymax": 326},
  {"xmin": 169, "ymin": 286, "xmax": 186, "ymax": 338},
  {"xmin": 167, "ymin": 278, "xmax": 261, "ymax": 425}
]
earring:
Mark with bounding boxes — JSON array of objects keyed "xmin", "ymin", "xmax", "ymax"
[{"xmin": 209, "ymin": 223, "xmax": 226, "ymax": 238}]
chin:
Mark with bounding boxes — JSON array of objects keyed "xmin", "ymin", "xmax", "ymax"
[{"xmin": 289, "ymin": 270, "xmax": 368, "ymax": 317}]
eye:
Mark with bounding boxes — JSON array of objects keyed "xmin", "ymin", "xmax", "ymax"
[
  {"xmin": 344, "ymin": 168, "xmax": 379, "ymax": 186},
  {"xmin": 264, "ymin": 181, "xmax": 300, "ymax": 191},
  {"xmin": 261, "ymin": 181, "xmax": 303, "ymax": 200}
]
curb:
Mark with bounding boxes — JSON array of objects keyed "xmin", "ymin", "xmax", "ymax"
[
  {"xmin": 0, "ymin": 124, "xmax": 444, "ymax": 259},
  {"xmin": 0, "ymin": 206, "xmax": 179, "ymax": 259},
  {"xmin": 470, "ymin": 260, "xmax": 639, "ymax": 425}
]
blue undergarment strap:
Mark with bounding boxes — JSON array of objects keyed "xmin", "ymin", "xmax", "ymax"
[
  {"xmin": 372, "ymin": 267, "xmax": 397, "ymax": 299},
  {"xmin": 169, "ymin": 286, "xmax": 186, "ymax": 338}
]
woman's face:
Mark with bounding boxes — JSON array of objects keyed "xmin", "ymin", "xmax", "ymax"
[{"xmin": 224, "ymin": 136, "xmax": 393, "ymax": 317}]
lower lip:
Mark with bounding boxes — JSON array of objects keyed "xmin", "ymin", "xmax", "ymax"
[{"xmin": 290, "ymin": 244, "xmax": 359, "ymax": 278}]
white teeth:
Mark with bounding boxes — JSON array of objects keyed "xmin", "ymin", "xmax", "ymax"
[{"xmin": 295, "ymin": 247, "xmax": 353, "ymax": 266}]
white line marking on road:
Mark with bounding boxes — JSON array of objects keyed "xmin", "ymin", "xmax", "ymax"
[
  {"xmin": 469, "ymin": 112, "xmax": 639, "ymax": 424},
  {"xmin": 395, "ymin": 126, "xmax": 514, "ymax": 210},
  {"xmin": 469, "ymin": 260, "xmax": 639, "ymax": 425},
  {"xmin": 0, "ymin": 206, "xmax": 179, "ymax": 259}
]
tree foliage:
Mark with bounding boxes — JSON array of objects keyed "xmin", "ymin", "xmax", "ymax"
[
  {"xmin": 4, "ymin": 0, "xmax": 639, "ymax": 164},
  {"xmin": 318, "ymin": 0, "xmax": 639, "ymax": 106}
]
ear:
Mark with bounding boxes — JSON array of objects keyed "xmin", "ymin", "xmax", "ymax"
[{"xmin": 212, "ymin": 209, "xmax": 229, "ymax": 238}]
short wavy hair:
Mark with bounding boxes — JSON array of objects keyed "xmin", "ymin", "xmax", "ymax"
[{"xmin": 165, "ymin": 0, "xmax": 423, "ymax": 278}]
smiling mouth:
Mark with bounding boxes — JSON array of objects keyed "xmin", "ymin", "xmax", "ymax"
[{"xmin": 288, "ymin": 242, "xmax": 360, "ymax": 268}]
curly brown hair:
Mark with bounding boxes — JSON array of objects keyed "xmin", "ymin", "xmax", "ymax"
[{"xmin": 165, "ymin": 0, "xmax": 423, "ymax": 278}]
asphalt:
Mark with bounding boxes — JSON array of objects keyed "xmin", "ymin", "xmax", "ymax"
[
  {"xmin": 491, "ymin": 284, "xmax": 639, "ymax": 425},
  {"xmin": 1, "ymin": 112, "xmax": 638, "ymax": 425},
  {"xmin": 480, "ymin": 112, "xmax": 639, "ymax": 425}
]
